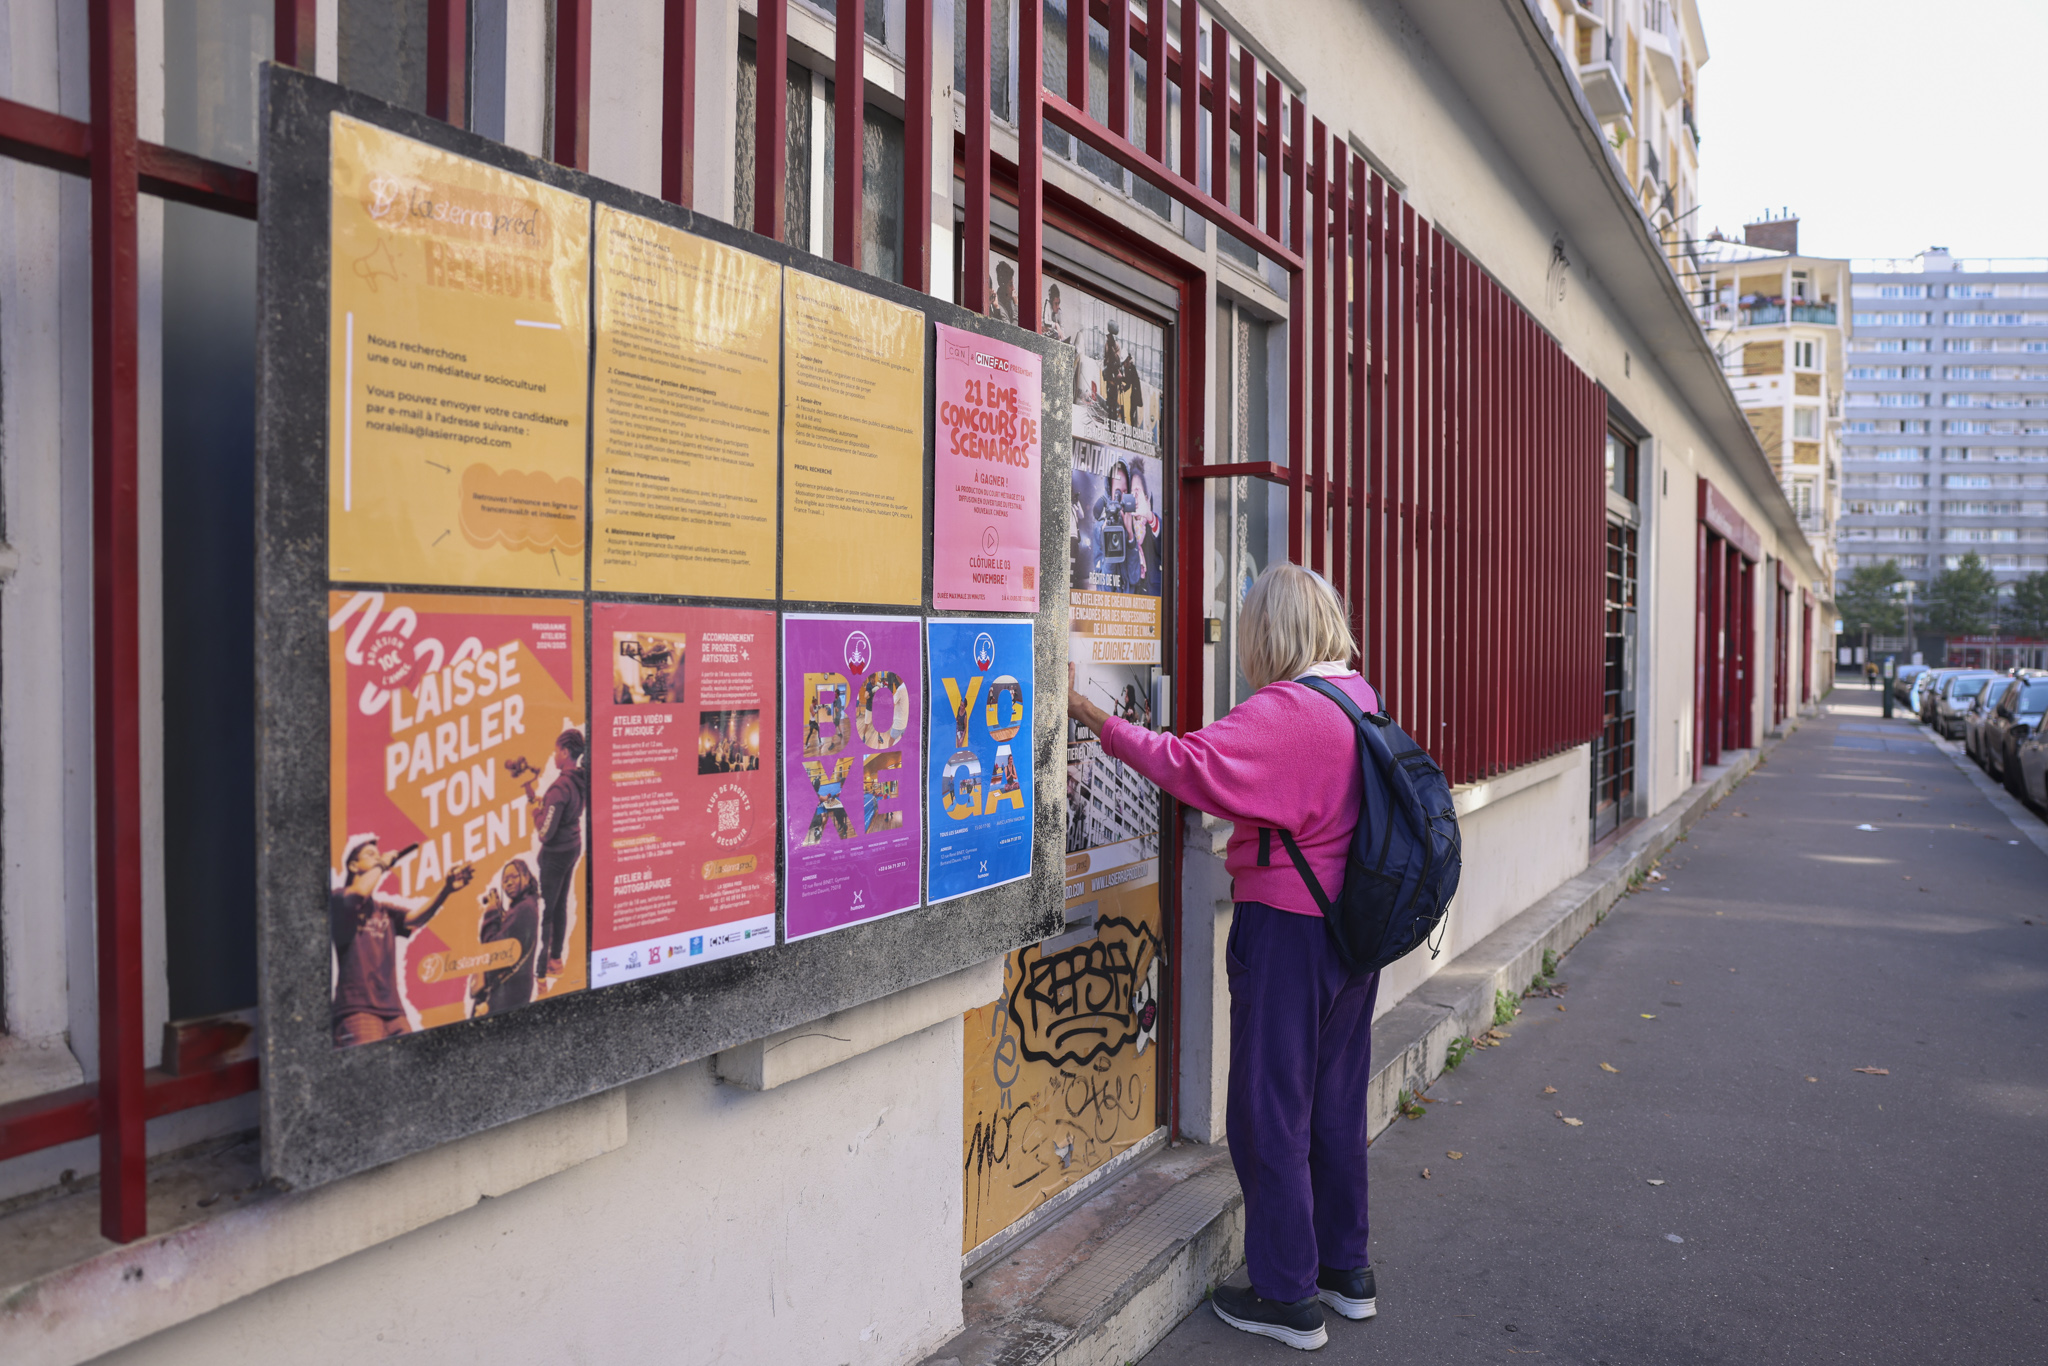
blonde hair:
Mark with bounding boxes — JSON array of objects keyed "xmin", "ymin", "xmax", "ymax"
[{"xmin": 1238, "ymin": 564, "xmax": 1358, "ymax": 691}]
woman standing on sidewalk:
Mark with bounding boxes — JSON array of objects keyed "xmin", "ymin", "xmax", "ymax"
[{"xmin": 1067, "ymin": 563, "xmax": 1379, "ymax": 1352}]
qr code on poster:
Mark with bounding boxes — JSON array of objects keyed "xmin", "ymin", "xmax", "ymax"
[
  {"xmin": 717, "ymin": 799, "xmax": 741, "ymax": 832},
  {"xmin": 1023, "ymin": 564, "xmax": 1036, "ymax": 590}
]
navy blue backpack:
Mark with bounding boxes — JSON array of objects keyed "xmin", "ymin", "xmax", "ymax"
[{"xmin": 1257, "ymin": 677, "xmax": 1462, "ymax": 974}]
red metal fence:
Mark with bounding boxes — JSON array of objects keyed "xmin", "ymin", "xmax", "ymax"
[{"xmin": 0, "ymin": 0, "xmax": 1606, "ymax": 1242}]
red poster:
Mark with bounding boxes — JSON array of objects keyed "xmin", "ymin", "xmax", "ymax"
[
  {"xmin": 932, "ymin": 322, "xmax": 1042, "ymax": 610},
  {"xmin": 327, "ymin": 592, "xmax": 587, "ymax": 1047},
  {"xmin": 591, "ymin": 603, "xmax": 777, "ymax": 986}
]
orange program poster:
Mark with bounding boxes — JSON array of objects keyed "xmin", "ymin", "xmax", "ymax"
[
  {"xmin": 328, "ymin": 115, "xmax": 591, "ymax": 591},
  {"xmin": 781, "ymin": 269, "xmax": 926, "ymax": 606},
  {"xmin": 327, "ymin": 591, "xmax": 588, "ymax": 1047},
  {"xmin": 592, "ymin": 208, "xmax": 780, "ymax": 599}
]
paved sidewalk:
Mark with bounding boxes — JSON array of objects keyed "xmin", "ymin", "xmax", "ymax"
[{"xmin": 1144, "ymin": 685, "xmax": 2048, "ymax": 1364}]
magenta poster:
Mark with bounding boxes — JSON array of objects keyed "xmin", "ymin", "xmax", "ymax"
[
  {"xmin": 781, "ymin": 614, "xmax": 925, "ymax": 940},
  {"xmin": 932, "ymin": 322, "xmax": 1042, "ymax": 612}
]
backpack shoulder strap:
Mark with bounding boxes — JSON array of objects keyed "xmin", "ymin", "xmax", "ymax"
[
  {"xmin": 1274, "ymin": 829, "xmax": 1337, "ymax": 917},
  {"xmin": 1295, "ymin": 674, "xmax": 1391, "ymax": 730}
]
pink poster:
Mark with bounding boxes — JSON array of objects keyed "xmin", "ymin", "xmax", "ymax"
[
  {"xmin": 932, "ymin": 322, "xmax": 1042, "ymax": 611},
  {"xmin": 590, "ymin": 602, "xmax": 777, "ymax": 986}
]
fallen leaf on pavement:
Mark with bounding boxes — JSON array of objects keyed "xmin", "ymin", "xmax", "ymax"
[
  {"xmin": 1600, "ymin": 1063, "xmax": 1619, "ymax": 1073},
  {"xmin": 1447, "ymin": 1151, "xmax": 1464, "ymax": 1160},
  {"xmin": 1854, "ymin": 1067, "xmax": 1890, "ymax": 1075},
  {"xmin": 1646, "ymin": 1179, "xmax": 1666, "ymax": 1186},
  {"xmin": 1562, "ymin": 1117, "xmax": 1584, "ymax": 1127},
  {"xmin": 1806, "ymin": 1076, "xmax": 1818, "ymax": 1083},
  {"xmin": 1668, "ymin": 980, "xmax": 1682, "ymax": 985},
  {"xmin": 1544, "ymin": 1085, "xmax": 1558, "ymax": 1094},
  {"xmin": 1420, "ymin": 1168, "xmax": 1432, "ymax": 1179},
  {"xmin": 1557, "ymin": 1004, "xmax": 1567, "ymax": 1011},
  {"xmin": 1641, "ymin": 1013, "xmax": 1658, "ymax": 1019},
  {"xmin": 1554, "ymin": 1109, "xmax": 1564, "ymax": 1117}
]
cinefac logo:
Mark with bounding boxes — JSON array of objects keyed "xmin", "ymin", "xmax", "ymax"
[{"xmin": 972, "ymin": 351, "xmax": 1013, "ymax": 372}]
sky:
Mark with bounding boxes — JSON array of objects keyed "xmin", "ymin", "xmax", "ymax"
[{"xmin": 1695, "ymin": 0, "xmax": 2048, "ymax": 262}]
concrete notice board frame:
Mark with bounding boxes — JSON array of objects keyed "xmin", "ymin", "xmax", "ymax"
[{"xmin": 255, "ymin": 67, "xmax": 1071, "ymax": 1190}]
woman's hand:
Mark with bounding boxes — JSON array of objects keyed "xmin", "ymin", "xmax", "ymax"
[{"xmin": 1068, "ymin": 662, "xmax": 1110, "ymax": 738}]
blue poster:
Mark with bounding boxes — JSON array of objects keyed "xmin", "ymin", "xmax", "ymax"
[{"xmin": 926, "ymin": 619, "xmax": 1035, "ymax": 904}]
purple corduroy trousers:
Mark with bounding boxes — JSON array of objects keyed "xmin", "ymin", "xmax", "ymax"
[{"xmin": 1225, "ymin": 900, "xmax": 1380, "ymax": 1303}]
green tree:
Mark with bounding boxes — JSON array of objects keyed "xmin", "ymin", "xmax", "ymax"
[
  {"xmin": 1925, "ymin": 552, "xmax": 2000, "ymax": 637},
  {"xmin": 2005, "ymin": 570, "xmax": 2048, "ymax": 639},
  {"xmin": 1835, "ymin": 561, "xmax": 1904, "ymax": 637}
]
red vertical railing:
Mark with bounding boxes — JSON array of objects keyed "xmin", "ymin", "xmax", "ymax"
[
  {"xmin": 90, "ymin": 0, "xmax": 148, "ymax": 1247},
  {"xmin": 662, "ymin": 0, "xmax": 697, "ymax": 206},
  {"xmin": 427, "ymin": 0, "xmax": 467, "ymax": 127},
  {"xmin": 554, "ymin": 0, "xmax": 592, "ymax": 169}
]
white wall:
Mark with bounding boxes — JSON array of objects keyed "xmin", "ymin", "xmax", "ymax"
[{"xmin": 94, "ymin": 1019, "xmax": 969, "ymax": 1366}]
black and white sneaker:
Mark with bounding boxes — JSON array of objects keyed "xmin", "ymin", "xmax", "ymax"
[
  {"xmin": 1211, "ymin": 1283, "xmax": 1329, "ymax": 1350},
  {"xmin": 1315, "ymin": 1264, "xmax": 1378, "ymax": 1320}
]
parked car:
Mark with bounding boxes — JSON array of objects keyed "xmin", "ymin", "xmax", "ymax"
[
  {"xmin": 1984, "ymin": 676, "xmax": 2048, "ymax": 795},
  {"xmin": 1915, "ymin": 669, "xmax": 1963, "ymax": 725},
  {"xmin": 1965, "ymin": 677, "xmax": 2018, "ymax": 765},
  {"xmin": 1933, "ymin": 672, "xmax": 2000, "ymax": 740},
  {"xmin": 1900, "ymin": 667, "xmax": 1949, "ymax": 720},
  {"xmin": 2017, "ymin": 715, "xmax": 2048, "ymax": 810},
  {"xmin": 1892, "ymin": 664, "xmax": 1928, "ymax": 702}
]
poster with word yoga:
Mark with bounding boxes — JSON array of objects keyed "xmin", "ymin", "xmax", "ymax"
[
  {"xmin": 780, "ymin": 614, "xmax": 924, "ymax": 939},
  {"xmin": 327, "ymin": 591, "xmax": 588, "ymax": 1048},
  {"xmin": 925, "ymin": 619, "xmax": 1034, "ymax": 903}
]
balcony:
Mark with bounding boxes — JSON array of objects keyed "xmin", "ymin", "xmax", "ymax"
[
  {"xmin": 1741, "ymin": 305, "xmax": 1786, "ymax": 326},
  {"xmin": 1577, "ymin": 60, "xmax": 1633, "ymax": 132},
  {"xmin": 1791, "ymin": 303, "xmax": 1838, "ymax": 325},
  {"xmin": 1642, "ymin": 0, "xmax": 1684, "ymax": 99}
]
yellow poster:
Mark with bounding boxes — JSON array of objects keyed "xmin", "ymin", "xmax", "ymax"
[
  {"xmin": 327, "ymin": 114, "xmax": 591, "ymax": 590},
  {"xmin": 961, "ymin": 869, "xmax": 1165, "ymax": 1254},
  {"xmin": 591, "ymin": 208, "xmax": 780, "ymax": 599},
  {"xmin": 781, "ymin": 269, "xmax": 926, "ymax": 606}
]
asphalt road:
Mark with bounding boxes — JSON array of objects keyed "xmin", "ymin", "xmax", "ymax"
[{"xmin": 1144, "ymin": 685, "xmax": 2048, "ymax": 1365}]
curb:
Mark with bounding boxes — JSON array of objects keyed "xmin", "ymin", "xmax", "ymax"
[{"xmin": 923, "ymin": 711, "xmax": 1805, "ymax": 1366}]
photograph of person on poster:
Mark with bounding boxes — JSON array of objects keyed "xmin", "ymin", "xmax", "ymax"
[
  {"xmin": 1074, "ymin": 454, "xmax": 1164, "ymax": 597},
  {"xmin": 469, "ymin": 856, "xmax": 541, "ymax": 1019},
  {"xmin": 613, "ymin": 633, "xmax": 682, "ymax": 705},
  {"xmin": 330, "ymin": 838, "xmax": 474, "ymax": 1048},
  {"xmin": 697, "ymin": 709, "xmax": 761, "ymax": 774},
  {"xmin": 531, "ymin": 729, "xmax": 588, "ymax": 981}
]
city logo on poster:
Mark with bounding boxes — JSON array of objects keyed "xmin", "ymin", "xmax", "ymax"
[
  {"xmin": 939, "ymin": 636, "xmax": 1027, "ymax": 821},
  {"xmin": 647, "ymin": 946, "xmax": 661, "ymax": 964},
  {"xmin": 844, "ymin": 631, "xmax": 872, "ymax": 677},
  {"xmin": 626, "ymin": 950, "xmax": 641, "ymax": 969}
]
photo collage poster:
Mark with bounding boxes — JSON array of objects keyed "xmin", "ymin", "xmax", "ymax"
[
  {"xmin": 780, "ymin": 615, "xmax": 926, "ymax": 940},
  {"xmin": 965, "ymin": 264, "xmax": 1168, "ymax": 1247}
]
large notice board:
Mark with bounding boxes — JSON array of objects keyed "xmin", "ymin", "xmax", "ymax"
[{"xmin": 256, "ymin": 69, "xmax": 1073, "ymax": 1190}]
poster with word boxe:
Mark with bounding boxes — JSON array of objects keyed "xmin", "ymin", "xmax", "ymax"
[
  {"xmin": 780, "ymin": 271, "xmax": 926, "ymax": 606},
  {"xmin": 780, "ymin": 614, "xmax": 924, "ymax": 939},
  {"xmin": 591, "ymin": 603, "xmax": 777, "ymax": 987},
  {"xmin": 591, "ymin": 208, "xmax": 780, "ymax": 599},
  {"xmin": 327, "ymin": 592, "xmax": 587, "ymax": 1048},
  {"xmin": 932, "ymin": 323, "xmax": 1042, "ymax": 610},
  {"xmin": 926, "ymin": 619, "xmax": 1034, "ymax": 904},
  {"xmin": 327, "ymin": 116, "xmax": 590, "ymax": 591}
]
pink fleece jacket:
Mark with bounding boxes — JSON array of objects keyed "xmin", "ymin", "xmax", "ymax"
[{"xmin": 1098, "ymin": 674, "xmax": 1377, "ymax": 918}]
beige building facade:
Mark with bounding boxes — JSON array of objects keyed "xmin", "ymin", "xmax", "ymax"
[{"xmin": 0, "ymin": 4, "xmax": 1828, "ymax": 1365}]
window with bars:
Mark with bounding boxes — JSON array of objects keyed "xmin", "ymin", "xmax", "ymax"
[{"xmin": 1592, "ymin": 510, "xmax": 1638, "ymax": 842}]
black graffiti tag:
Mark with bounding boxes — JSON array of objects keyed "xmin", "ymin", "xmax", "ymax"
[{"xmin": 1008, "ymin": 916, "xmax": 1161, "ymax": 1067}]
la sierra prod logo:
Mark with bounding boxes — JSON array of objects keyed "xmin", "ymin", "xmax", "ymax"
[{"xmin": 973, "ymin": 632, "xmax": 996, "ymax": 673}]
